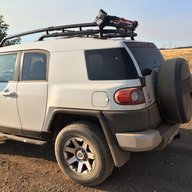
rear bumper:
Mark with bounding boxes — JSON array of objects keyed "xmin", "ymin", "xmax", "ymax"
[
  {"xmin": 103, "ymin": 103, "xmax": 161, "ymax": 133},
  {"xmin": 116, "ymin": 122, "xmax": 179, "ymax": 152}
]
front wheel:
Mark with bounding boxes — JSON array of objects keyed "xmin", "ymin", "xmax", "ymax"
[{"xmin": 55, "ymin": 121, "xmax": 114, "ymax": 186}]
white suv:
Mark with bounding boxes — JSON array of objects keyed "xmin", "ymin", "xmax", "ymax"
[{"xmin": 0, "ymin": 10, "xmax": 192, "ymax": 186}]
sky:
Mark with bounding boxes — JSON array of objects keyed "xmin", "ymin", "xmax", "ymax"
[{"xmin": 0, "ymin": 0, "xmax": 192, "ymax": 48}]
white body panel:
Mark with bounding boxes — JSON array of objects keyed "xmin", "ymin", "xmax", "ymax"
[
  {"xmin": 17, "ymin": 82, "xmax": 48, "ymax": 132},
  {"xmin": 47, "ymin": 50, "xmax": 145, "ymax": 112},
  {"xmin": 47, "ymin": 80, "xmax": 145, "ymax": 111}
]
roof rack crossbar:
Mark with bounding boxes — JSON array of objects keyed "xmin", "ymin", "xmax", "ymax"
[{"xmin": 38, "ymin": 29, "xmax": 137, "ymax": 41}]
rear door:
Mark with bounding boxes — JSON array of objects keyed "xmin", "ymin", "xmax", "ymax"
[
  {"xmin": 16, "ymin": 50, "xmax": 49, "ymax": 136},
  {"xmin": 124, "ymin": 42, "xmax": 164, "ymax": 106}
]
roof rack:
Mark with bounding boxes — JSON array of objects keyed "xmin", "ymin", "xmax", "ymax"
[{"xmin": 0, "ymin": 9, "xmax": 138, "ymax": 47}]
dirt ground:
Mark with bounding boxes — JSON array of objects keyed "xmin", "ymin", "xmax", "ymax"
[{"xmin": 0, "ymin": 123, "xmax": 192, "ymax": 192}]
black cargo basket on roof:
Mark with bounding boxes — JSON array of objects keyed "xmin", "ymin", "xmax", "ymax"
[{"xmin": 0, "ymin": 9, "xmax": 138, "ymax": 47}]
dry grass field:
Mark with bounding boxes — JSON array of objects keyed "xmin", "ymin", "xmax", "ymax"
[{"xmin": 161, "ymin": 48, "xmax": 192, "ymax": 70}]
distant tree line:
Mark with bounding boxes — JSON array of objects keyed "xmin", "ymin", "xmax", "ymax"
[{"xmin": 0, "ymin": 15, "xmax": 20, "ymax": 46}]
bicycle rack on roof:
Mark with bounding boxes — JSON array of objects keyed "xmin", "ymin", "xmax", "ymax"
[{"xmin": 0, "ymin": 9, "xmax": 138, "ymax": 47}]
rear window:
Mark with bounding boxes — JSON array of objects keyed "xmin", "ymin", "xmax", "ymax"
[
  {"xmin": 125, "ymin": 42, "xmax": 164, "ymax": 76},
  {"xmin": 85, "ymin": 48, "xmax": 138, "ymax": 80}
]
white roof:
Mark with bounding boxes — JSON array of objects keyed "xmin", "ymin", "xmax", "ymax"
[{"xmin": 0, "ymin": 38, "xmax": 134, "ymax": 53}]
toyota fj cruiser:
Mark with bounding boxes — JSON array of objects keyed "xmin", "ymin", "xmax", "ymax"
[{"xmin": 0, "ymin": 10, "xmax": 192, "ymax": 186}]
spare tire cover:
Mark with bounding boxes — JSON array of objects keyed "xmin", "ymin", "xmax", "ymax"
[{"xmin": 157, "ymin": 58, "xmax": 192, "ymax": 124}]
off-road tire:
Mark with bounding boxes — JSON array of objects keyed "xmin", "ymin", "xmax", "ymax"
[{"xmin": 55, "ymin": 121, "xmax": 114, "ymax": 186}]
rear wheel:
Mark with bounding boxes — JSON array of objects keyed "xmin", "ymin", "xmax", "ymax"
[
  {"xmin": 157, "ymin": 58, "xmax": 192, "ymax": 123},
  {"xmin": 55, "ymin": 121, "xmax": 114, "ymax": 186}
]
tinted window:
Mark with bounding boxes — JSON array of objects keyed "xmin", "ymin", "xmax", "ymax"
[
  {"xmin": 85, "ymin": 48, "xmax": 138, "ymax": 80},
  {"xmin": 22, "ymin": 52, "xmax": 47, "ymax": 80},
  {"xmin": 0, "ymin": 53, "xmax": 17, "ymax": 82},
  {"xmin": 125, "ymin": 42, "xmax": 164, "ymax": 75}
]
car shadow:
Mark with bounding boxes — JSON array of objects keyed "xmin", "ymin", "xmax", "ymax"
[{"xmin": 0, "ymin": 139, "xmax": 56, "ymax": 162}]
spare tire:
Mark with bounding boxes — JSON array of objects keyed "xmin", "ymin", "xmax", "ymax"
[{"xmin": 157, "ymin": 58, "xmax": 192, "ymax": 124}]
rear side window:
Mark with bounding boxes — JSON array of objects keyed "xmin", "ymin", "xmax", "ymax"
[
  {"xmin": 85, "ymin": 48, "xmax": 138, "ymax": 80},
  {"xmin": 22, "ymin": 52, "xmax": 47, "ymax": 81}
]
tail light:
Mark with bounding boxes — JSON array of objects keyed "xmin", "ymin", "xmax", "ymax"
[{"xmin": 114, "ymin": 87, "xmax": 145, "ymax": 105}]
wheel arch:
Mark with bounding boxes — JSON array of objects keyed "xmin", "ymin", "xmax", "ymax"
[{"xmin": 46, "ymin": 108, "xmax": 130, "ymax": 167}]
